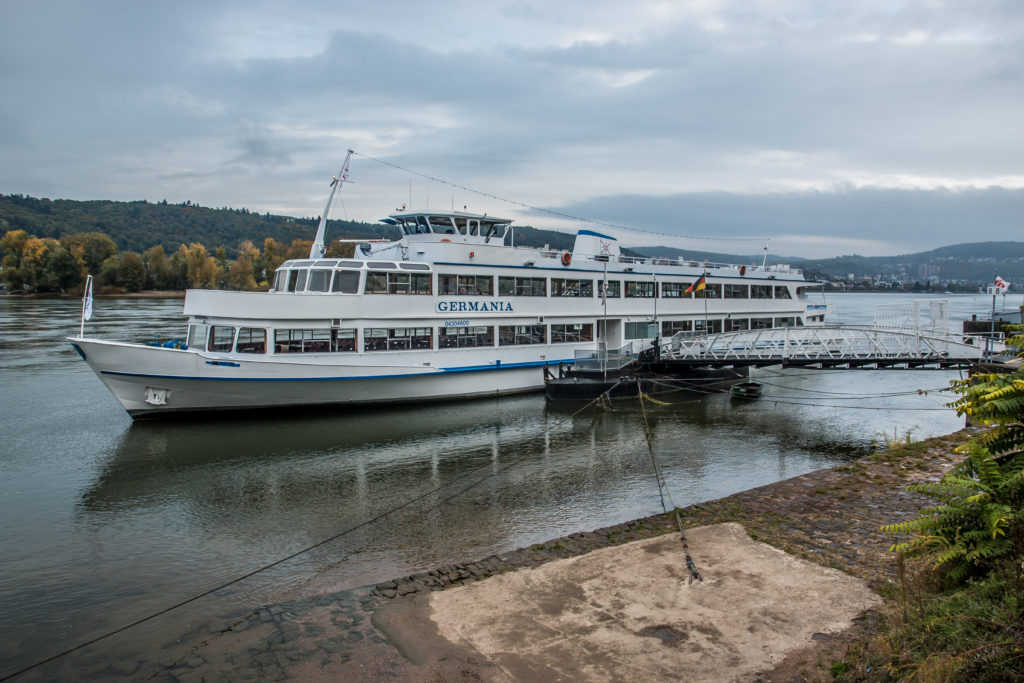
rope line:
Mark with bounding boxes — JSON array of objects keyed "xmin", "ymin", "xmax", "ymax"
[
  {"xmin": 636, "ymin": 381, "xmax": 703, "ymax": 584},
  {"xmin": 351, "ymin": 150, "xmax": 768, "ymax": 244}
]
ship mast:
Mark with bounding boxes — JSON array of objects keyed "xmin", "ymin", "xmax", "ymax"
[{"xmin": 309, "ymin": 149, "xmax": 354, "ymax": 259}]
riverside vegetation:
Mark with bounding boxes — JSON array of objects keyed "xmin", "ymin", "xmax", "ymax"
[{"xmin": 847, "ymin": 326, "xmax": 1024, "ymax": 681}]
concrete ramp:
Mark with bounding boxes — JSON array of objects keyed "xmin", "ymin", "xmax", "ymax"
[{"xmin": 418, "ymin": 523, "xmax": 879, "ymax": 681}]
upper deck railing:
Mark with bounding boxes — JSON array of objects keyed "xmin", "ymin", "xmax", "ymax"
[{"xmin": 533, "ymin": 249, "xmax": 804, "ymax": 277}]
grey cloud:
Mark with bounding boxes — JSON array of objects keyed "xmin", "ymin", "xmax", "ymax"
[{"xmin": 554, "ymin": 187, "xmax": 1024, "ymax": 254}]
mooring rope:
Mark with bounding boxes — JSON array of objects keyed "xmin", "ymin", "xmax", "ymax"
[{"xmin": 635, "ymin": 380, "xmax": 704, "ymax": 584}]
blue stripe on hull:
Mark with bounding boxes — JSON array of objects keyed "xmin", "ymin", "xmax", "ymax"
[{"xmin": 99, "ymin": 358, "xmax": 574, "ymax": 383}]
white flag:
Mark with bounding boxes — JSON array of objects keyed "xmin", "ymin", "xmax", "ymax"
[
  {"xmin": 83, "ymin": 275, "xmax": 93, "ymax": 321},
  {"xmin": 994, "ymin": 275, "xmax": 1010, "ymax": 292}
]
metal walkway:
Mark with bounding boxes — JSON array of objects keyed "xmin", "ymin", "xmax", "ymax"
[{"xmin": 654, "ymin": 325, "xmax": 993, "ymax": 370}]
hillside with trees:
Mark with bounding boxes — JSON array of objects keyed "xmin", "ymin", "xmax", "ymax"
[
  {"xmin": 0, "ymin": 194, "xmax": 584, "ymax": 293},
  {"xmin": 3, "ymin": 194, "xmax": 1021, "ymax": 294}
]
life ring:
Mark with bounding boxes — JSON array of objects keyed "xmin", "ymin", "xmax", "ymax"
[
  {"xmin": 440, "ymin": 238, "xmax": 452, "ymax": 243},
  {"xmin": 739, "ymin": 265, "xmax": 746, "ymax": 276},
  {"xmin": 561, "ymin": 250, "xmax": 572, "ymax": 266}
]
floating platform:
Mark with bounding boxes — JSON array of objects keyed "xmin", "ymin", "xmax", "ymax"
[{"xmin": 544, "ymin": 363, "xmax": 746, "ymax": 401}]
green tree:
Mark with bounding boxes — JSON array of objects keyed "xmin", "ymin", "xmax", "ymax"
[
  {"xmin": 45, "ymin": 244, "xmax": 83, "ymax": 291},
  {"xmin": 0, "ymin": 229, "xmax": 31, "ymax": 289},
  {"xmin": 143, "ymin": 244, "xmax": 171, "ymax": 289},
  {"xmin": 99, "ymin": 254, "xmax": 121, "ymax": 286},
  {"xmin": 119, "ymin": 252, "xmax": 146, "ymax": 292}
]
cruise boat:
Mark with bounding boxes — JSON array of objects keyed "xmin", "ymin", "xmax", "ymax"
[{"xmin": 70, "ymin": 168, "xmax": 826, "ymax": 417}]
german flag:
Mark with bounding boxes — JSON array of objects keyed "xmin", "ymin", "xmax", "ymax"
[{"xmin": 685, "ymin": 274, "xmax": 706, "ymax": 295}]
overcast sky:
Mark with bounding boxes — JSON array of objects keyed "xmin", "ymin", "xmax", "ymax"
[{"xmin": 1, "ymin": 0, "xmax": 1021, "ymax": 257}]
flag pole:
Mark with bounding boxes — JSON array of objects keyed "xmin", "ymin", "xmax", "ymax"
[{"xmin": 80, "ymin": 274, "xmax": 93, "ymax": 338}]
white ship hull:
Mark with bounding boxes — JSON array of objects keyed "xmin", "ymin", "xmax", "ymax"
[{"xmin": 71, "ymin": 337, "xmax": 574, "ymax": 416}]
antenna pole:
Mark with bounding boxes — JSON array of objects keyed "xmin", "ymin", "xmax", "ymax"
[{"xmin": 309, "ymin": 149, "xmax": 353, "ymax": 259}]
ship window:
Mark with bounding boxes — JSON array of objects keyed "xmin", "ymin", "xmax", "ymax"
[
  {"xmin": 286, "ymin": 270, "xmax": 299, "ymax": 292},
  {"xmin": 751, "ymin": 285, "xmax": 772, "ymax": 299},
  {"xmin": 338, "ymin": 260, "xmax": 363, "ymax": 268},
  {"xmin": 751, "ymin": 318, "xmax": 773, "ymax": 329},
  {"xmin": 398, "ymin": 263, "xmax": 431, "ymax": 271},
  {"xmin": 415, "ymin": 216, "xmax": 430, "ymax": 233},
  {"xmin": 661, "ymin": 282, "xmax": 689, "ymax": 298},
  {"xmin": 551, "ymin": 323, "xmax": 593, "ymax": 343},
  {"xmin": 624, "ymin": 281, "xmax": 655, "ymax": 298},
  {"xmin": 602, "ymin": 281, "xmax": 620, "ymax": 298},
  {"xmin": 551, "ymin": 279, "xmax": 593, "ymax": 297},
  {"xmin": 236, "ymin": 328, "xmax": 266, "ymax": 354},
  {"xmin": 695, "ymin": 319, "xmax": 723, "ymax": 334},
  {"xmin": 187, "ymin": 323, "xmax": 208, "ymax": 348},
  {"xmin": 294, "ymin": 269, "xmax": 308, "ymax": 292},
  {"xmin": 498, "ymin": 276, "xmax": 547, "ymax": 297},
  {"xmin": 439, "ymin": 325, "xmax": 494, "ymax": 348},
  {"xmin": 774, "ymin": 316, "xmax": 796, "ymax": 327},
  {"xmin": 724, "ymin": 284, "xmax": 748, "ymax": 299},
  {"xmin": 314, "ymin": 260, "xmax": 339, "ymax": 267},
  {"xmin": 368, "ymin": 261, "xmax": 397, "ymax": 269},
  {"xmin": 625, "ymin": 322, "xmax": 658, "ymax": 339},
  {"xmin": 273, "ymin": 328, "xmax": 355, "ymax": 353},
  {"xmin": 291, "ymin": 260, "xmax": 314, "ymax": 267},
  {"xmin": 774, "ymin": 286, "xmax": 792, "ymax": 299},
  {"xmin": 207, "ymin": 325, "xmax": 235, "ymax": 352},
  {"xmin": 662, "ymin": 320, "xmax": 693, "ymax": 336},
  {"xmin": 498, "ymin": 325, "xmax": 547, "ymax": 346},
  {"xmin": 271, "ymin": 269, "xmax": 287, "ymax": 292},
  {"xmin": 366, "ymin": 271, "xmax": 432, "ymax": 294},
  {"xmin": 429, "ymin": 216, "xmax": 456, "ymax": 234},
  {"xmin": 726, "ymin": 318, "xmax": 749, "ymax": 332},
  {"xmin": 364, "ymin": 327, "xmax": 432, "ymax": 351},
  {"xmin": 697, "ymin": 283, "xmax": 721, "ymax": 299},
  {"xmin": 468, "ymin": 219, "xmax": 480, "ymax": 236},
  {"xmin": 439, "ymin": 274, "xmax": 493, "ymax": 295},
  {"xmin": 332, "ymin": 270, "xmax": 360, "ymax": 293},
  {"xmin": 308, "ymin": 269, "xmax": 332, "ymax": 292},
  {"xmin": 333, "ymin": 329, "xmax": 356, "ymax": 351}
]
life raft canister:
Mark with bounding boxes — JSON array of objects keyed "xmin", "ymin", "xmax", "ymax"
[
  {"xmin": 561, "ymin": 250, "xmax": 572, "ymax": 266},
  {"xmin": 739, "ymin": 265, "xmax": 746, "ymax": 276}
]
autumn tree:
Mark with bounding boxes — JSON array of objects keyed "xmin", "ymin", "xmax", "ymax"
[
  {"xmin": 60, "ymin": 232, "xmax": 117, "ymax": 275},
  {"xmin": 261, "ymin": 237, "xmax": 287, "ymax": 285},
  {"xmin": 180, "ymin": 243, "xmax": 221, "ymax": 288},
  {"xmin": 225, "ymin": 240, "xmax": 260, "ymax": 291}
]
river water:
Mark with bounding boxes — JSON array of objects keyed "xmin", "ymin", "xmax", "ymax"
[{"xmin": 0, "ymin": 291, "xmax": 1019, "ymax": 678}]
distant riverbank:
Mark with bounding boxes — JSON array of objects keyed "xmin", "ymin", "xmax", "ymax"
[{"xmin": 1, "ymin": 289, "xmax": 186, "ymax": 299}]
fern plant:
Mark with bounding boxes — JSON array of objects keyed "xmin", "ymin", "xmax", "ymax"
[
  {"xmin": 883, "ymin": 324, "xmax": 1024, "ymax": 582},
  {"xmin": 948, "ymin": 324, "xmax": 1024, "ymax": 460},
  {"xmin": 883, "ymin": 442, "xmax": 1024, "ymax": 581}
]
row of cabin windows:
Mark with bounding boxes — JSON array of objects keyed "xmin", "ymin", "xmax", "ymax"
[
  {"xmin": 191, "ymin": 316, "xmax": 807, "ymax": 354},
  {"xmin": 272, "ymin": 267, "xmax": 796, "ymax": 300},
  {"xmin": 188, "ymin": 323, "xmax": 595, "ymax": 354},
  {"xmin": 624, "ymin": 316, "xmax": 805, "ymax": 340}
]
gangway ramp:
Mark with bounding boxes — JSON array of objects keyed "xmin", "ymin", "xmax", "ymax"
[{"xmin": 655, "ymin": 325, "xmax": 989, "ymax": 370}]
